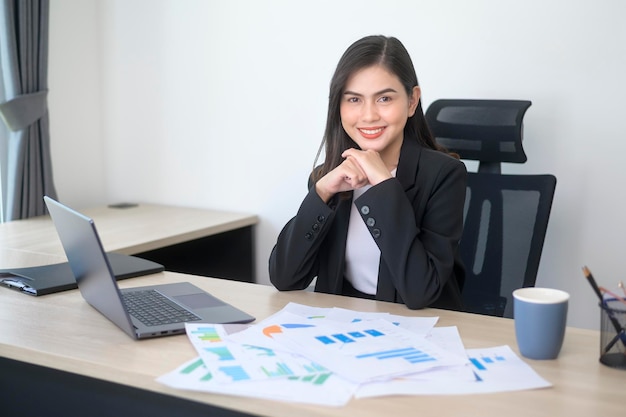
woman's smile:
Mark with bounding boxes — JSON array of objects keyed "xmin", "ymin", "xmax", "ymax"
[{"xmin": 358, "ymin": 126, "xmax": 386, "ymax": 139}]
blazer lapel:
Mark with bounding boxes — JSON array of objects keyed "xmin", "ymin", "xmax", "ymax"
[{"xmin": 396, "ymin": 137, "xmax": 422, "ymax": 200}]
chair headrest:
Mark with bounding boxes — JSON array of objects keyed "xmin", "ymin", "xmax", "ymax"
[{"xmin": 425, "ymin": 99, "xmax": 531, "ymax": 169}]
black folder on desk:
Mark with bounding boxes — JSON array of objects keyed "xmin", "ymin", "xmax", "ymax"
[{"xmin": 0, "ymin": 252, "xmax": 164, "ymax": 296}]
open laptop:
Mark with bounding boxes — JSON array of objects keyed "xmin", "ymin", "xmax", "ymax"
[{"xmin": 44, "ymin": 196, "xmax": 255, "ymax": 339}]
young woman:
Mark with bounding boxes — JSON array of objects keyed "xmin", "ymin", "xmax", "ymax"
[{"xmin": 269, "ymin": 35, "xmax": 467, "ymax": 310}]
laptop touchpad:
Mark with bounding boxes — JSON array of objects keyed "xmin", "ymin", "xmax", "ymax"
[{"xmin": 174, "ymin": 293, "xmax": 224, "ymax": 309}]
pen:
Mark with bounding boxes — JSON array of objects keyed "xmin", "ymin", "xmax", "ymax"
[
  {"xmin": 582, "ymin": 266, "xmax": 626, "ymax": 352},
  {"xmin": 619, "ymin": 281, "xmax": 626, "ymax": 297}
]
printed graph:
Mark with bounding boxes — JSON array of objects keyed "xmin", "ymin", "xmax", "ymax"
[
  {"xmin": 181, "ymin": 358, "xmax": 205, "ymax": 374},
  {"xmin": 302, "ymin": 362, "xmax": 327, "ymax": 373},
  {"xmin": 315, "ymin": 329, "xmax": 384, "ymax": 345},
  {"xmin": 469, "ymin": 353, "xmax": 507, "ymax": 371},
  {"xmin": 204, "ymin": 346, "xmax": 235, "ymax": 361},
  {"xmin": 260, "ymin": 362, "xmax": 295, "ymax": 377},
  {"xmin": 242, "ymin": 344, "xmax": 276, "ymax": 357},
  {"xmin": 356, "ymin": 347, "xmax": 437, "ymax": 364},
  {"xmin": 263, "ymin": 323, "xmax": 315, "ymax": 337},
  {"xmin": 287, "ymin": 372, "xmax": 333, "ymax": 386},
  {"xmin": 219, "ymin": 365, "xmax": 250, "ymax": 381},
  {"xmin": 180, "ymin": 358, "xmax": 213, "ymax": 381},
  {"xmin": 189, "ymin": 326, "xmax": 222, "ymax": 343},
  {"xmin": 188, "ymin": 321, "xmax": 335, "ymax": 384}
]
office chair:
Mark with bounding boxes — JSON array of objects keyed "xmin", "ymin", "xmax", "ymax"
[{"xmin": 425, "ymin": 99, "xmax": 556, "ymax": 318}]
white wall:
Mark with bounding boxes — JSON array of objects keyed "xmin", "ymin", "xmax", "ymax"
[
  {"xmin": 48, "ymin": 0, "xmax": 626, "ymax": 330},
  {"xmin": 48, "ymin": 1, "xmax": 106, "ymax": 207}
]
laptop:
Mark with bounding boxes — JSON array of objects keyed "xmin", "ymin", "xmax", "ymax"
[{"xmin": 44, "ymin": 196, "xmax": 255, "ymax": 339}]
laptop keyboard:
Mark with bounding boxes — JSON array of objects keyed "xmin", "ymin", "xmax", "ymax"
[{"xmin": 122, "ymin": 289, "xmax": 201, "ymax": 327}]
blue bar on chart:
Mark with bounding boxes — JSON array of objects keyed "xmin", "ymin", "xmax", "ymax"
[
  {"xmin": 315, "ymin": 328, "xmax": 386, "ymax": 345},
  {"xmin": 219, "ymin": 365, "xmax": 250, "ymax": 381},
  {"xmin": 332, "ymin": 333, "xmax": 355, "ymax": 343},
  {"xmin": 281, "ymin": 323, "xmax": 315, "ymax": 329},
  {"xmin": 316, "ymin": 335, "xmax": 336, "ymax": 345},
  {"xmin": 204, "ymin": 346, "xmax": 235, "ymax": 361},
  {"xmin": 469, "ymin": 354, "xmax": 507, "ymax": 371},
  {"xmin": 469, "ymin": 357, "xmax": 486, "ymax": 371},
  {"xmin": 356, "ymin": 347, "xmax": 437, "ymax": 364}
]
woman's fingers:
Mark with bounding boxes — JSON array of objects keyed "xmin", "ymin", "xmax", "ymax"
[
  {"xmin": 341, "ymin": 148, "xmax": 393, "ymax": 185},
  {"xmin": 340, "ymin": 157, "xmax": 368, "ymax": 188}
]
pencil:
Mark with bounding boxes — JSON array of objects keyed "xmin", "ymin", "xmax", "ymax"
[
  {"xmin": 582, "ymin": 266, "xmax": 626, "ymax": 352},
  {"xmin": 582, "ymin": 266, "xmax": 603, "ymax": 300}
]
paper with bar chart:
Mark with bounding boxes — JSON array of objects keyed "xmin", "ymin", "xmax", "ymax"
[
  {"xmin": 185, "ymin": 322, "xmax": 335, "ymax": 384},
  {"xmin": 157, "ymin": 355, "xmax": 358, "ymax": 406},
  {"xmin": 265, "ymin": 311, "xmax": 467, "ymax": 383},
  {"xmin": 157, "ymin": 303, "xmax": 552, "ymax": 406},
  {"xmin": 355, "ymin": 345, "xmax": 551, "ymax": 397},
  {"xmin": 156, "ymin": 319, "xmax": 358, "ymax": 406}
]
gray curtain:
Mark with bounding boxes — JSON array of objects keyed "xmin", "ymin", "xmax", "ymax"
[{"xmin": 0, "ymin": 0, "xmax": 56, "ymax": 221}]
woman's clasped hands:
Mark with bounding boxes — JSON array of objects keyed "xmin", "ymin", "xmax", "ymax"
[{"xmin": 315, "ymin": 148, "xmax": 393, "ymax": 203}]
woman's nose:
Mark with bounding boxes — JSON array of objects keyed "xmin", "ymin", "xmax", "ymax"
[{"xmin": 361, "ymin": 101, "xmax": 379, "ymax": 121}]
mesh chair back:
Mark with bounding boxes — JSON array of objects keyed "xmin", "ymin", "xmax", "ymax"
[{"xmin": 461, "ymin": 173, "xmax": 556, "ymax": 317}]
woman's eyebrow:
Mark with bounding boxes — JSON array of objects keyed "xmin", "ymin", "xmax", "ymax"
[{"xmin": 343, "ymin": 88, "xmax": 398, "ymax": 96}]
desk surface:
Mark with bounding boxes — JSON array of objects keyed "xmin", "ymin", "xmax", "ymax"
[
  {"xmin": 0, "ymin": 203, "xmax": 258, "ymax": 264},
  {"xmin": 0, "ymin": 272, "xmax": 622, "ymax": 417}
]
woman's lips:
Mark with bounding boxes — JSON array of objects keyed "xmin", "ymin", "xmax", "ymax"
[{"xmin": 358, "ymin": 127, "xmax": 385, "ymax": 139}]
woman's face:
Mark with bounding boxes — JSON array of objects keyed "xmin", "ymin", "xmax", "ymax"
[{"xmin": 339, "ymin": 65, "xmax": 420, "ymax": 167}]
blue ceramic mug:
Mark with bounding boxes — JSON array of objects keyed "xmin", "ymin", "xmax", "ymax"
[{"xmin": 513, "ymin": 287, "xmax": 569, "ymax": 360}]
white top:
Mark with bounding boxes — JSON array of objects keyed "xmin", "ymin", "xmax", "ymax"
[
  {"xmin": 344, "ymin": 184, "xmax": 379, "ymax": 294},
  {"xmin": 344, "ymin": 170, "xmax": 396, "ymax": 295}
]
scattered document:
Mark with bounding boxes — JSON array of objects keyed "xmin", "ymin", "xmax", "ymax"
[
  {"xmin": 158, "ymin": 356, "xmax": 358, "ymax": 406},
  {"xmin": 265, "ymin": 311, "xmax": 467, "ymax": 383},
  {"xmin": 157, "ymin": 303, "xmax": 552, "ymax": 406},
  {"xmin": 355, "ymin": 345, "xmax": 552, "ymax": 398},
  {"xmin": 186, "ymin": 321, "xmax": 332, "ymax": 384}
]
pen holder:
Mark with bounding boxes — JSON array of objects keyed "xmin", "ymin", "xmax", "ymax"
[{"xmin": 599, "ymin": 298, "xmax": 626, "ymax": 369}]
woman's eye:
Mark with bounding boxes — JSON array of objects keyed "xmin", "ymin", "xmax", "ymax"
[
  {"xmin": 378, "ymin": 96, "xmax": 391, "ymax": 103},
  {"xmin": 347, "ymin": 97, "xmax": 360, "ymax": 103}
]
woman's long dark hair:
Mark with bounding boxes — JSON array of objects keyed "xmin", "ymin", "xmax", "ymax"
[{"xmin": 312, "ymin": 35, "xmax": 446, "ymax": 182}]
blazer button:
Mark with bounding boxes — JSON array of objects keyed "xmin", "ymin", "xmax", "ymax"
[
  {"xmin": 366, "ymin": 217, "xmax": 376, "ymax": 227},
  {"xmin": 305, "ymin": 232, "xmax": 313, "ymax": 240},
  {"xmin": 361, "ymin": 206, "xmax": 370, "ymax": 215},
  {"xmin": 372, "ymin": 229, "xmax": 381, "ymax": 239},
  {"xmin": 312, "ymin": 223, "xmax": 320, "ymax": 232},
  {"xmin": 317, "ymin": 215, "xmax": 325, "ymax": 223}
]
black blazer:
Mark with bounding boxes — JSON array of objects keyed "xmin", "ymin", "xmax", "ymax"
[{"xmin": 269, "ymin": 137, "xmax": 467, "ymax": 310}]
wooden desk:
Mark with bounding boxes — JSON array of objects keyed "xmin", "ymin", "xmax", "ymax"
[
  {"xmin": 0, "ymin": 203, "xmax": 259, "ymax": 282},
  {"xmin": 0, "ymin": 272, "xmax": 622, "ymax": 417}
]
